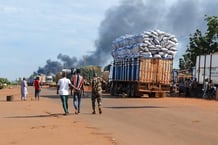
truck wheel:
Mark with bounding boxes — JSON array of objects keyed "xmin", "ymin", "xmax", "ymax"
[
  {"xmin": 127, "ymin": 84, "xmax": 131, "ymax": 97},
  {"xmin": 148, "ymin": 93, "xmax": 152, "ymax": 97},
  {"xmin": 148, "ymin": 92, "xmax": 155, "ymax": 98},
  {"xmin": 160, "ymin": 92, "xmax": 166, "ymax": 97},
  {"xmin": 110, "ymin": 82, "xmax": 114, "ymax": 96}
]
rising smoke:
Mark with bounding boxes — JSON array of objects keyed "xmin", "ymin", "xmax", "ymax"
[{"xmin": 38, "ymin": 0, "xmax": 218, "ymax": 75}]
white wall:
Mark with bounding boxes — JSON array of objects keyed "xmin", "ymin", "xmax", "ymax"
[{"xmin": 195, "ymin": 54, "xmax": 218, "ymax": 84}]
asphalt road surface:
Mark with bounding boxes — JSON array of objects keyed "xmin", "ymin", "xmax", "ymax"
[{"xmin": 41, "ymin": 87, "xmax": 218, "ymax": 145}]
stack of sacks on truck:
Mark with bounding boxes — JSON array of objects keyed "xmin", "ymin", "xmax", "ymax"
[{"xmin": 111, "ymin": 29, "xmax": 178, "ymax": 59}]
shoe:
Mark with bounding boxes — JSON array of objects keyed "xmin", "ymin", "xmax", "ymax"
[
  {"xmin": 99, "ymin": 108, "xmax": 102, "ymax": 114},
  {"xmin": 92, "ymin": 111, "xmax": 96, "ymax": 114},
  {"xmin": 75, "ymin": 110, "xmax": 78, "ymax": 114}
]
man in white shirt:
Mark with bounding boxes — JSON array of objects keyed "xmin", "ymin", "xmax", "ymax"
[{"xmin": 57, "ymin": 72, "xmax": 73, "ymax": 115}]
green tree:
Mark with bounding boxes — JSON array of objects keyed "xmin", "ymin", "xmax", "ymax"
[
  {"xmin": 0, "ymin": 78, "xmax": 10, "ymax": 89},
  {"xmin": 180, "ymin": 15, "xmax": 218, "ymax": 70}
]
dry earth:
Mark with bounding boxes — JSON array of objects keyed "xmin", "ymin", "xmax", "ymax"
[
  {"xmin": 1, "ymin": 85, "xmax": 218, "ymax": 145},
  {"xmin": 0, "ymin": 86, "xmax": 115, "ymax": 145}
]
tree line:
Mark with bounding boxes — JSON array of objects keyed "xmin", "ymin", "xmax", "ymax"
[{"xmin": 179, "ymin": 15, "xmax": 218, "ymax": 71}]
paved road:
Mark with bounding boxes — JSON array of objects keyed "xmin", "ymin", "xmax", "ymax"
[{"xmin": 41, "ymin": 87, "xmax": 218, "ymax": 145}]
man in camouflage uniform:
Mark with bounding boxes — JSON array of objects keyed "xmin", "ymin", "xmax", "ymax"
[{"xmin": 91, "ymin": 73, "xmax": 107, "ymax": 114}]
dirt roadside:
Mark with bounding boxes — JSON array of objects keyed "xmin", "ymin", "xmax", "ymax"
[{"xmin": 0, "ymin": 86, "xmax": 116, "ymax": 145}]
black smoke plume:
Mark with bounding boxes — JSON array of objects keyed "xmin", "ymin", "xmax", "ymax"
[{"xmin": 37, "ymin": 0, "xmax": 218, "ymax": 75}]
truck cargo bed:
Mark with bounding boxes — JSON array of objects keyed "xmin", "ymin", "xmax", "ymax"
[
  {"xmin": 139, "ymin": 58, "xmax": 172, "ymax": 84},
  {"xmin": 111, "ymin": 57, "xmax": 173, "ymax": 97}
]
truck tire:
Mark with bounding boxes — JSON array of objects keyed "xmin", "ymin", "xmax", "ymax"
[
  {"xmin": 148, "ymin": 92, "xmax": 155, "ymax": 98},
  {"xmin": 110, "ymin": 82, "xmax": 115, "ymax": 96},
  {"xmin": 127, "ymin": 84, "xmax": 131, "ymax": 97},
  {"xmin": 160, "ymin": 92, "xmax": 166, "ymax": 97}
]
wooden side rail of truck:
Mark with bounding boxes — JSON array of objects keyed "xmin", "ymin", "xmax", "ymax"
[{"xmin": 110, "ymin": 57, "xmax": 173, "ymax": 97}]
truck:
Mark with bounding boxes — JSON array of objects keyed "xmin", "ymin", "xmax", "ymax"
[
  {"xmin": 110, "ymin": 57, "xmax": 173, "ymax": 97},
  {"xmin": 109, "ymin": 29, "xmax": 177, "ymax": 97},
  {"xmin": 194, "ymin": 53, "xmax": 218, "ymax": 85},
  {"xmin": 28, "ymin": 74, "xmax": 46, "ymax": 86},
  {"xmin": 55, "ymin": 69, "xmax": 72, "ymax": 84},
  {"xmin": 39, "ymin": 74, "xmax": 46, "ymax": 85},
  {"xmin": 55, "ymin": 66, "xmax": 102, "ymax": 86},
  {"xmin": 45, "ymin": 75, "xmax": 53, "ymax": 85},
  {"xmin": 80, "ymin": 65, "xmax": 102, "ymax": 85}
]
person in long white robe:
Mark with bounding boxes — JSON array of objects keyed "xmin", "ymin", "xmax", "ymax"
[{"xmin": 21, "ymin": 77, "xmax": 28, "ymax": 101}]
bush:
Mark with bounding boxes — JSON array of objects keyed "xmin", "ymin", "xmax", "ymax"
[
  {"xmin": 0, "ymin": 78, "xmax": 10, "ymax": 89},
  {"xmin": 0, "ymin": 83, "xmax": 3, "ymax": 89}
]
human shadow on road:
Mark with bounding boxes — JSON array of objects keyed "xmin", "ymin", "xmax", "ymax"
[
  {"xmin": 5, "ymin": 112, "xmax": 70, "ymax": 118},
  {"xmin": 41, "ymin": 94, "xmax": 92, "ymax": 99},
  {"xmin": 105, "ymin": 106, "xmax": 166, "ymax": 109},
  {"xmin": 41, "ymin": 95, "xmax": 73, "ymax": 99}
]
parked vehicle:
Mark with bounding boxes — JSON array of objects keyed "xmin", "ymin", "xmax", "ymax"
[
  {"xmin": 110, "ymin": 57, "xmax": 173, "ymax": 97},
  {"xmin": 108, "ymin": 30, "xmax": 178, "ymax": 97},
  {"xmin": 194, "ymin": 53, "xmax": 218, "ymax": 85},
  {"xmin": 191, "ymin": 53, "xmax": 218, "ymax": 98},
  {"xmin": 55, "ymin": 66, "xmax": 102, "ymax": 86},
  {"xmin": 46, "ymin": 75, "xmax": 53, "ymax": 85}
]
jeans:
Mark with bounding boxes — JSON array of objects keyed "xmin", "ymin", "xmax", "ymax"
[{"xmin": 73, "ymin": 92, "xmax": 81, "ymax": 113}]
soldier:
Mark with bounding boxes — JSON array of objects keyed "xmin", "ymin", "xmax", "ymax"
[{"xmin": 91, "ymin": 73, "xmax": 107, "ymax": 114}]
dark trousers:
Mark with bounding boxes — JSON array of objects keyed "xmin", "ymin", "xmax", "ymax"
[
  {"xmin": 35, "ymin": 90, "xmax": 41, "ymax": 99},
  {"xmin": 60, "ymin": 95, "xmax": 68, "ymax": 113}
]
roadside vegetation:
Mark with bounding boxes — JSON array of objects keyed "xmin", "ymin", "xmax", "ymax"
[
  {"xmin": 179, "ymin": 15, "xmax": 218, "ymax": 71},
  {"xmin": 0, "ymin": 78, "xmax": 11, "ymax": 89}
]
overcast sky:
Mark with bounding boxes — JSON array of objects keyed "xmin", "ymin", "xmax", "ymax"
[{"xmin": 0, "ymin": 0, "xmax": 217, "ymax": 81}]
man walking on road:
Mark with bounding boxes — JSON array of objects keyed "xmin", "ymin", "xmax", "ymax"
[
  {"xmin": 91, "ymin": 73, "xmax": 107, "ymax": 114},
  {"xmin": 71, "ymin": 69, "xmax": 84, "ymax": 114},
  {"xmin": 57, "ymin": 72, "xmax": 73, "ymax": 116}
]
